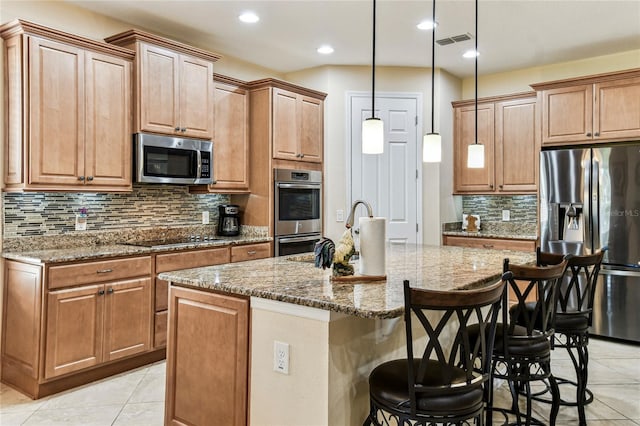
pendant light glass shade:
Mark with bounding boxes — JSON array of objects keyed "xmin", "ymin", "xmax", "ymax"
[
  {"xmin": 362, "ymin": 117, "xmax": 384, "ymax": 154},
  {"xmin": 423, "ymin": 133, "xmax": 441, "ymax": 162},
  {"xmin": 467, "ymin": 143, "xmax": 485, "ymax": 168},
  {"xmin": 363, "ymin": 0, "xmax": 383, "ymax": 154},
  {"xmin": 423, "ymin": 0, "xmax": 441, "ymax": 163},
  {"xmin": 467, "ymin": 0, "xmax": 485, "ymax": 169}
]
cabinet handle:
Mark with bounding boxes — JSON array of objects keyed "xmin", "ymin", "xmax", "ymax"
[
  {"xmin": 107, "ymin": 288, "xmax": 114, "ymax": 294},
  {"xmin": 247, "ymin": 250, "xmax": 257, "ymax": 255},
  {"xmin": 300, "ymin": 153, "xmax": 305, "ymax": 158},
  {"xmin": 482, "ymin": 244, "xmax": 494, "ymax": 249},
  {"xmin": 87, "ymin": 176, "xmax": 94, "ymax": 181},
  {"xmin": 181, "ymin": 127, "xmax": 186, "ymax": 132},
  {"xmin": 78, "ymin": 176, "xmax": 85, "ymax": 181},
  {"xmin": 98, "ymin": 289, "xmax": 105, "ymax": 295},
  {"xmin": 175, "ymin": 126, "xmax": 181, "ymax": 131},
  {"xmin": 594, "ymin": 132, "xmax": 600, "ymax": 137},
  {"xmin": 490, "ymin": 184, "xmax": 494, "ymax": 189},
  {"xmin": 586, "ymin": 132, "xmax": 592, "ymax": 137},
  {"xmin": 295, "ymin": 153, "xmax": 301, "ymax": 158},
  {"xmin": 499, "ymin": 184, "xmax": 503, "ymax": 189},
  {"xmin": 96, "ymin": 268, "xmax": 113, "ymax": 274}
]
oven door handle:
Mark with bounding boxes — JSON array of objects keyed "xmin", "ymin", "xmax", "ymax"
[
  {"xmin": 277, "ymin": 235, "xmax": 320, "ymax": 243},
  {"xmin": 276, "ymin": 183, "xmax": 321, "ymax": 190}
]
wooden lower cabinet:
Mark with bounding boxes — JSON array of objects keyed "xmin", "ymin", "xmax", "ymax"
[
  {"xmin": 165, "ymin": 286, "xmax": 249, "ymax": 426},
  {"xmin": 1, "ymin": 256, "xmax": 158, "ymax": 399}
]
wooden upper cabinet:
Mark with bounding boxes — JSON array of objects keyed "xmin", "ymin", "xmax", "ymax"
[
  {"xmin": 532, "ymin": 68, "xmax": 640, "ymax": 146},
  {"xmin": 453, "ymin": 93, "xmax": 538, "ymax": 195},
  {"xmin": 254, "ymin": 81, "xmax": 325, "ymax": 164},
  {"xmin": 495, "ymin": 97, "xmax": 539, "ymax": 192},
  {"xmin": 454, "ymin": 103, "xmax": 495, "ymax": 193},
  {"xmin": 196, "ymin": 76, "xmax": 250, "ymax": 193},
  {"xmin": 273, "ymin": 88, "xmax": 300, "ymax": 161},
  {"xmin": 539, "ymin": 84, "xmax": 592, "ymax": 144},
  {"xmin": 0, "ymin": 20, "xmax": 134, "ymax": 192},
  {"xmin": 105, "ymin": 29, "xmax": 220, "ymax": 140}
]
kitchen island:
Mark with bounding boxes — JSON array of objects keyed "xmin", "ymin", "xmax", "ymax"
[{"xmin": 159, "ymin": 244, "xmax": 534, "ymax": 426}]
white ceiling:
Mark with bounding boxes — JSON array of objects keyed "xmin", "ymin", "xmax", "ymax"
[{"xmin": 68, "ymin": 0, "xmax": 640, "ymax": 79}]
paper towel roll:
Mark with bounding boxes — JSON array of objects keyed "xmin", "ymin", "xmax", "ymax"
[{"xmin": 358, "ymin": 217, "xmax": 386, "ymax": 276}]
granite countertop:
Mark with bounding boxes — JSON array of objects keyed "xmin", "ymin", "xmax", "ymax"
[
  {"xmin": 442, "ymin": 230, "xmax": 538, "ymax": 240},
  {"xmin": 1, "ymin": 236, "xmax": 272, "ymax": 264},
  {"xmin": 159, "ymin": 244, "xmax": 535, "ymax": 319}
]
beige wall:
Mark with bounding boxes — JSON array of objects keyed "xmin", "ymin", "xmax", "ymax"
[
  {"xmin": 286, "ymin": 65, "xmax": 457, "ymax": 244},
  {"xmin": 461, "ymin": 49, "xmax": 640, "ymax": 99}
]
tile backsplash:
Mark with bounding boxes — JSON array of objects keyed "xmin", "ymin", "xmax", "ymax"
[
  {"xmin": 3, "ymin": 184, "xmax": 230, "ymax": 238},
  {"xmin": 462, "ymin": 195, "xmax": 537, "ymax": 223}
]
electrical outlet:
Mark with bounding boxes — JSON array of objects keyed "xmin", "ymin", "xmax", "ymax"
[
  {"xmin": 273, "ymin": 341, "xmax": 289, "ymax": 374},
  {"xmin": 202, "ymin": 211, "xmax": 210, "ymax": 224},
  {"xmin": 336, "ymin": 209, "xmax": 344, "ymax": 222},
  {"xmin": 502, "ymin": 210, "xmax": 511, "ymax": 221}
]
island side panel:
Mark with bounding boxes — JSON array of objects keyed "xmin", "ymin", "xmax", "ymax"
[{"xmin": 249, "ymin": 299, "xmax": 330, "ymax": 426}]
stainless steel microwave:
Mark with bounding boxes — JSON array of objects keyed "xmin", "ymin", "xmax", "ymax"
[{"xmin": 134, "ymin": 133, "xmax": 213, "ymax": 184}]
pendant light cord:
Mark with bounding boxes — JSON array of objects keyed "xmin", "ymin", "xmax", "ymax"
[
  {"xmin": 474, "ymin": 0, "xmax": 478, "ymax": 145},
  {"xmin": 431, "ymin": 0, "xmax": 436, "ymax": 133},
  {"xmin": 371, "ymin": 0, "xmax": 376, "ymax": 119}
]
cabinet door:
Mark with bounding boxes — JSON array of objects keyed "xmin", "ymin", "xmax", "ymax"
[
  {"xmin": 139, "ymin": 43, "xmax": 180, "ymax": 135},
  {"xmin": 495, "ymin": 97, "xmax": 539, "ymax": 192},
  {"xmin": 594, "ymin": 77, "xmax": 640, "ymax": 141},
  {"xmin": 211, "ymin": 82, "xmax": 249, "ymax": 190},
  {"xmin": 85, "ymin": 51, "xmax": 132, "ymax": 189},
  {"xmin": 166, "ymin": 286, "xmax": 249, "ymax": 426},
  {"xmin": 299, "ymin": 96, "xmax": 323, "ymax": 163},
  {"xmin": 272, "ymin": 88, "xmax": 299, "ymax": 160},
  {"xmin": 29, "ymin": 37, "xmax": 85, "ymax": 186},
  {"xmin": 454, "ymin": 104, "xmax": 494, "ymax": 193},
  {"xmin": 103, "ymin": 278, "xmax": 152, "ymax": 362},
  {"xmin": 45, "ymin": 285, "xmax": 103, "ymax": 379},
  {"xmin": 179, "ymin": 55, "xmax": 213, "ymax": 139},
  {"xmin": 541, "ymin": 85, "xmax": 593, "ymax": 145}
]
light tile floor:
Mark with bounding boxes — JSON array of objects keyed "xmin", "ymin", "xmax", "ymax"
[{"xmin": 0, "ymin": 338, "xmax": 638, "ymax": 425}]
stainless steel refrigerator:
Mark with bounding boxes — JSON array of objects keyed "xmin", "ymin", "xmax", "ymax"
[{"xmin": 540, "ymin": 143, "xmax": 640, "ymax": 343}]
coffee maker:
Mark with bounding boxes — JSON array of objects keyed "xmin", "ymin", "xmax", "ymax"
[{"xmin": 218, "ymin": 205, "xmax": 240, "ymax": 236}]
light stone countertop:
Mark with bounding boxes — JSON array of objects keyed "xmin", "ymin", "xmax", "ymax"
[
  {"xmin": 1, "ymin": 236, "xmax": 272, "ymax": 264},
  {"xmin": 159, "ymin": 244, "xmax": 535, "ymax": 319}
]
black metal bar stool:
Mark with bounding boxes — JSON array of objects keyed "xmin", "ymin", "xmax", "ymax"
[
  {"xmin": 482, "ymin": 257, "xmax": 568, "ymax": 426},
  {"xmin": 363, "ymin": 277, "xmax": 507, "ymax": 426},
  {"xmin": 526, "ymin": 248, "xmax": 605, "ymax": 426}
]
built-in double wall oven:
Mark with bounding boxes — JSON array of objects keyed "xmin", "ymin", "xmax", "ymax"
[{"xmin": 274, "ymin": 168, "xmax": 322, "ymax": 256}]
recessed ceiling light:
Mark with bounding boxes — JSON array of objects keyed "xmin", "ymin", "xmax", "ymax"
[
  {"xmin": 239, "ymin": 12, "xmax": 259, "ymax": 23},
  {"xmin": 417, "ymin": 20, "xmax": 438, "ymax": 30},
  {"xmin": 317, "ymin": 45, "xmax": 334, "ymax": 55},
  {"xmin": 463, "ymin": 49, "xmax": 479, "ymax": 58}
]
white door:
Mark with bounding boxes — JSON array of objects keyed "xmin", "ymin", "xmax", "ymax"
[{"xmin": 350, "ymin": 94, "xmax": 421, "ymax": 244}]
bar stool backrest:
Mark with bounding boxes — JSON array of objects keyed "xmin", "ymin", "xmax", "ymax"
[
  {"xmin": 403, "ymin": 277, "xmax": 507, "ymax": 416},
  {"xmin": 502, "ymin": 258, "xmax": 568, "ymax": 343}
]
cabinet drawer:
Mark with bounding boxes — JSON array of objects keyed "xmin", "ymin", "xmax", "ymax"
[
  {"xmin": 154, "ymin": 311, "xmax": 167, "ymax": 348},
  {"xmin": 156, "ymin": 247, "xmax": 230, "ymax": 273},
  {"xmin": 231, "ymin": 242, "xmax": 271, "ymax": 262},
  {"xmin": 155, "ymin": 279, "xmax": 169, "ymax": 311},
  {"xmin": 48, "ymin": 257, "xmax": 151, "ymax": 290},
  {"xmin": 443, "ymin": 236, "xmax": 536, "ymax": 252}
]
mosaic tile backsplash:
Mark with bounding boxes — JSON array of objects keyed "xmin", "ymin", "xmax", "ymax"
[
  {"xmin": 3, "ymin": 184, "xmax": 231, "ymax": 238},
  {"xmin": 462, "ymin": 195, "xmax": 537, "ymax": 223}
]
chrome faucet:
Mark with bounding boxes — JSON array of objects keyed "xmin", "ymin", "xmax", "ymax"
[{"xmin": 346, "ymin": 200, "xmax": 373, "ymax": 229}]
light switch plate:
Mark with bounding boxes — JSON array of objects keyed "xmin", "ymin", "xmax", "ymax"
[
  {"xmin": 202, "ymin": 211, "xmax": 210, "ymax": 224},
  {"xmin": 502, "ymin": 210, "xmax": 511, "ymax": 221},
  {"xmin": 336, "ymin": 209, "xmax": 344, "ymax": 222}
]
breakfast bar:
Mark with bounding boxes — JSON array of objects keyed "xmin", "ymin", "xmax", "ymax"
[{"xmin": 159, "ymin": 244, "xmax": 534, "ymax": 426}]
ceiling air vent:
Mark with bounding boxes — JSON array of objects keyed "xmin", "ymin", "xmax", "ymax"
[{"xmin": 436, "ymin": 33, "xmax": 473, "ymax": 46}]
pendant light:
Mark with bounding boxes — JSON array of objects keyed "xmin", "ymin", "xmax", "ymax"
[
  {"xmin": 362, "ymin": 0, "xmax": 384, "ymax": 154},
  {"xmin": 423, "ymin": 0, "xmax": 441, "ymax": 163},
  {"xmin": 467, "ymin": 0, "xmax": 485, "ymax": 168}
]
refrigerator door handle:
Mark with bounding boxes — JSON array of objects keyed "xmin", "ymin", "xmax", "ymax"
[
  {"xmin": 591, "ymin": 153, "xmax": 600, "ymax": 251},
  {"xmin": 600, "ymin": 268, "xmax": 640, "ymax": 278},
  {"xmin": 583, "ymin": 150, "xmax": 593, "ymax": 252}
]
